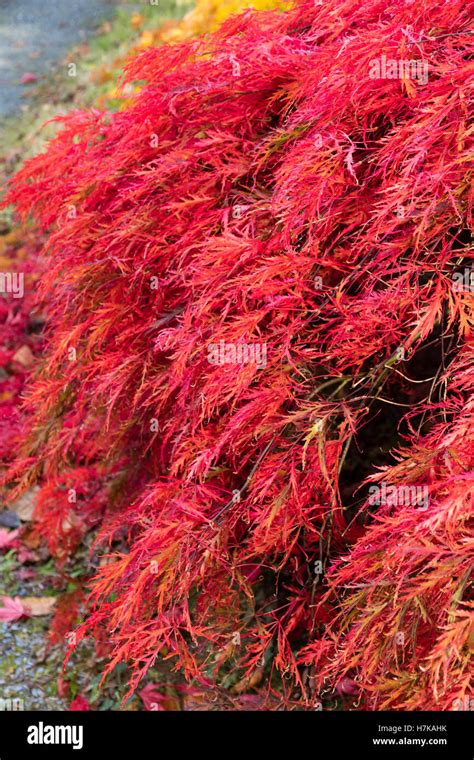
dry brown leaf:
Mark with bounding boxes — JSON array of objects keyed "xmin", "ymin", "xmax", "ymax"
[
  {"xmin": 9, "ymin": 487, "xmax": 39, "ymax": 521},
  {"xmin": 21, "ymin": 524, "xmax": 42, "ymax": 549},
  {"xmin": 12, "ymin": 345, "xmax": 34, "ymax": 368},
  {"xmin": 22, "ymin": 596, "xmax": 56, "ymax": 616},
  {"xmin": 230, "ymin": 667, "xmax": 264, "ymax": 695}
]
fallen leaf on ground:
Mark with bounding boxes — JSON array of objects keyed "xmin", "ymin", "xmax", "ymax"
[
  {"xmin": 0, "ymin": 528, "xmax": 19, "ymax": 549},
  {"xmin": 22, "ymin": 596, "xmax": 56, "ymax": 616},
  {"xmin": 0, "ymin": 596, "xmax": 26, "ymax": 622},
  {"xmin": 138, "ymin": 683, "xmax": 181, "ymax": 711},
  {"xmin": 12, "ymin": 345, "xmax": 34, "ymax": 368},
  {"xmin": 70, "ymin": 696, "xmax": 90, "ymax": 711},
  {"xmin": 17, "ymin": 546, "xmax": 39, "ymax": 564},
  {"xmin": 9, "ymin": 487, "xmax": 39, "ymax": 521},
  {"xmin": 17, "ymin": 567, "xmax": 37, "ymax": 581},
  {"xmin": 21, "ymin": 524, "xmax": 42, "ymax": 549},
  {"xmin": 20, "ymin": 72, "xmax": 37, "ymax": 84}
]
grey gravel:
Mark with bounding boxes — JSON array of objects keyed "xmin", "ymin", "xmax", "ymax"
[
  {"xmin": 0, "ymin": 620, "xmax": 68, "ymax": 710},
  {"xmin": 0, "ymin": 511, "xmax": 20, "ymax": 528}
]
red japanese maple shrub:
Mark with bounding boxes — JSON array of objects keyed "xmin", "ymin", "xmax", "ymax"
[{"xmin": 3, "ymin": 0, "xmax": 473, "ymax": 709}]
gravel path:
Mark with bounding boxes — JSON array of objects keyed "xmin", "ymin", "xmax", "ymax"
[
  {"xmin": 0, "ymin": 542, "xmax": 68, "ymax": 711},
  {"xmin": 0, "ymin": 0, "xmax": 120, "ymax": 118},
  {"xmin": 0, "ymin": 620, "xmax": 67, "ymax": 711}
]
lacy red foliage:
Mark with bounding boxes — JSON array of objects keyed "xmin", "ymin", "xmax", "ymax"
[
  {"xmin": 48, "ymin": 588, "xmax": 84, "ymax": 647},
  {"xmin": 0, "ymin": 228, "xmax": 43, "ymax": 462},
  {"xmin": 3, "ymin": 0, "xmax": 473, "ymax": 709}
]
